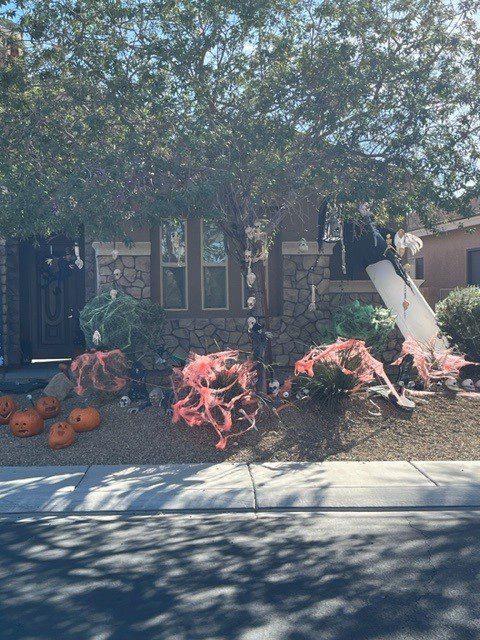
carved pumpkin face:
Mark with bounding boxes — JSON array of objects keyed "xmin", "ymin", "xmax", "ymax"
[
  {"xmin": 48, "ymin": 422, "xmax": 76, "ymax": 450},
  {"xmin": 9, "ymin": 409, "xmax": 44, "ymax": 438},
  {"xmin": 0, "ymin": 396, "xmax": 18, "ymax": 424},
  {"xmin": 68, "ymin": 406, "xmax": 101, "ymax": 432},
  {"xmin": 35, "ymin": 395, "xmax": 61, "ymax": 420}
]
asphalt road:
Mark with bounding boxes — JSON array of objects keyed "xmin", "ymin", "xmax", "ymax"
[{"xmin": 1, "ymin": 511, "xmax": 480, "ymax": 640}]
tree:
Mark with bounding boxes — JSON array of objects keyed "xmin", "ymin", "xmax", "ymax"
[{"xmin": 1, "ymin": 0, "xmax": 480, "ymax": 378}]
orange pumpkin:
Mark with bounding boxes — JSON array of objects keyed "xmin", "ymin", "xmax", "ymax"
[
  {"xmin": 48, "ymin": 422, "xmax": 76, "ymax": 450},
  {"xmin": 9, "ymin": 409, "xmax": 44, "ymax": 438},
  {"xmin": 0, "ymin": 395, "xmax": 18, "ymax": 425},
  {"xmin": 35, "ymin": 395, "xmax": 61, "ymax": 420},
  {"xmin": 68, "ymin": 406, "xmax": 101, "ymax": 432}
]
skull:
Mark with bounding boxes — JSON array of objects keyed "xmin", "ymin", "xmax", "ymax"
[
  {"xmin": 113, "ymin": 268, "xmax": 122, "ymax": 280},
  {"xmin": 246, "ymin": 296, "xmax": 256, "ymax": 309},
  {"xmin": 110, "ymin": 289, "xmax": 118, "ymax": 300},
  {"xmin": 444, "ymin": 378, "xmax": 459, "ymax": 392},
  {"xmin": 298, "ymin": 238, "xmax": 309, "ymax": 253},
  {"xmin": 246, "ymin": 271, "xmax": 256, "ymax": 287},
  {"xmin": 245, "ymin": 227, "xmax": 255, "ymax": 240},
  {"xmin": 462, "ymin": 378, "xmax": 475, "ymax": 391},
  {"xmin": 119, "ymin": 395, "xmax": 132, "ymax": 407},
  {"xmin": 149, "ymin": 387, "xmax": 164, "ymax": 406},
  {"xmin": 111, "ymin": 249, "xmax": 119, "ymax": 260},
  {"xmin": 268, "ymin": 379, "xmax": 280, "ymax": 396},
  {"xmin": 247, "ymin": 316, "xmax": 256, "ymax": 332},
  {"xmin": 244, "ymin": 250, "xmax": 252, "ymax": 261}
]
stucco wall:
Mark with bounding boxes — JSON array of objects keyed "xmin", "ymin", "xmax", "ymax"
[{"xmin": 415, "ymin": 225, "xmax": 480, "ymax": 305}]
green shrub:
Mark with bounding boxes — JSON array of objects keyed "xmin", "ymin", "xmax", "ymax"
[
  {"xmin": 436, "ymin": 286, "xmax": 480, "ymax": 361},
  {"xmin": 321, "ymin": 300, "xmax": 396, "ymax": 356},
  {"xmin": 80, "ymin": 290, "xmax": 165, "ymax": 362},
  {"xmin": 293, "ymin": 355, "xmax": 361, "ymax": 407}
]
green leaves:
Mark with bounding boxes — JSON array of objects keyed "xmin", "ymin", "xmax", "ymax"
[{"xmin": 1, "ymin": 0, "xmax": 479, "ymax": 239}]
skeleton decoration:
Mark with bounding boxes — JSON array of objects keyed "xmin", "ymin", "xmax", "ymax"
[
  {"xmin": 119, "ymin": 395, "xmax": 131, "ymax": 407},
  {"xmin": 244, "ymin": 219, "xmax": 270, "ymax": 288},
  {"xmin": 111, "ymin": 248, "xmax": 119, "ymax": 260},
  {"xmin": 308, "ymin": 284, "xmax": 316, "ymax": 312},
  {"xmin": 444, "ymin": 378, "xmax": 460, "ymax": 392},
  {"xmin": 110, "ymin": 289, "xmax": 118, "ymax": 300},
  {"xmin": 74, "ymin": 244, "xmax": 84, "ymax": 269},
  {"xmin": 323, "ymin": 204, "xmax": 342, "ymax": 243},
  {"xmin": 149, "ymin": 387, "xmax": 164, "ymax": 407},
  {"xmin": 268, "ymin": 379, "xmax": 280, "ymax": 396},
  {"xmin": 247, "ymin": 316, "xmax": 257, "ymax": 333},
  {"xmin": 92, "ymin": 330, "xmax": 102, "ymax": 346},
  {"xmin": 113, "ymin": 268, "xmax": 122, "ymax": 280},
  {"xmin": 298, "ymin": 238, "xmax": 309, "ymax": 253},
  {"xmin": 246, "ymin": 296, "xmax": 256, "ymax": 310},
  {"xmin": 462, "ymin": 378, "xmax": 475, "ymax": 391}
]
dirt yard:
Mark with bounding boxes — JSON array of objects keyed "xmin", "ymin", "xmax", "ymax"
[{"xmin": 1, "ymin": 389, "xmax": 479, "ymax": 465}]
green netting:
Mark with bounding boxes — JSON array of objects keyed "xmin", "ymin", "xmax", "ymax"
[{"xmin": 79, "ymin": 290, "xmax": 165, "ymax": 362}]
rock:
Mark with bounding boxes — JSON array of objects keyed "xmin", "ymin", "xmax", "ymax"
[{"xmin": 43, "ymin": 373, "xmax": 74, "ymax": 401}]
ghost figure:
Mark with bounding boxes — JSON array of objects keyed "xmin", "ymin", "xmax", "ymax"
[
  {"xmin": 394, "ymin": 229, "xmax": 423, "ymax": 257},
  {"xmin": 268, "ymin": 379, "xmax": 280, "ymax": 396},
  {"xmin": 247, "ymin": 316, "xmax": 256, "ymax": 333},
  {"xmin": 119, "ymin": 395, "xmax": 131, "ymax": 407},
  {"xmin": 92, "ymin": 330, "xmax": 102, "ymax": 346},
  {"xmin": 298, "ymin": 238, "xmax": 309, "ymax": 253},
  {"xmin": 246, "ymin": 296, "xmax": 256, "ymax": 309},
  {"xmin": 113, "ymin": 268, "xmax": 122, "ymax": 280}
]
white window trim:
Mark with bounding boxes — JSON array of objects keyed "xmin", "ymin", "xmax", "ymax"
[
  {"xmin": 160, "ymin": 220, "xmax": 188, "ymax": 311},
  {"xmin": 201, "ymin": 220, "xmax": 229, "ymax": 311}
]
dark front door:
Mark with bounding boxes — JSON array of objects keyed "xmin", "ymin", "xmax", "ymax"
[{"xmin": 19, "ymin": 236, "xmax": 86, "ymax": 361}]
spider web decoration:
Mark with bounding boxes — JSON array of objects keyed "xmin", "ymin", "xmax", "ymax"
[
  {"xmin": 71, "ymin": 349, "xmax": 128, "ymax": 396},
  {"xmin": 392, "ymin": 336, "xmax": 474, "ymax": 385},
  {"xmin": 172, "ymin": 350, "xmax": 259, "ymax": 450},
  {"xmin": 79, "ymin": 291, "xmax": 165, "ymax": 362},
  {"xmin": 295, "ymin": 338, "xmax": 398, "ymax": 396}
]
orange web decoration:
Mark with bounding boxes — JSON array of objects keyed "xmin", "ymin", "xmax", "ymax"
[
  {"xmin": 295, "ymin": 338, "xmax": 399, "ymax": 396},
  {"xmin": 392, "ymin": 336, "xmax": 474, "ymax": 384},
  {"xmin": 71, "ymin": 349, "xmax": 128, "ymax": 395},
  {"xmin": 172, "ymin": 350, "xmax": 259, "ymax": 450}
]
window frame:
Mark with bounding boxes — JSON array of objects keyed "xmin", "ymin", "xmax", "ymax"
[
  {"xmin": 159, "ymin": 219, "xmax": 188, "ymax": 311},
  {"xmin": 200, "ymin": 219, "xmax": 229, "ymax": 311},
  {"xmin": 415, "ymin": 256, "xmax": 425, "ymax": 280}
]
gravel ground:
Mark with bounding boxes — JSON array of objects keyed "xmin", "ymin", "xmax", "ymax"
[{"xmin": 1, "ymin": 388, "xmax": 480, "ymax": 465}]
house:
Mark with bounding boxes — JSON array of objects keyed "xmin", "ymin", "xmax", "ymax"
[
  {"xmin": 0, "ymin": 208, "xmax": 396, "ymax": 367},
  {"xmin": 408, "ymin": 212, "xmax": 480, "ymax": 307}
]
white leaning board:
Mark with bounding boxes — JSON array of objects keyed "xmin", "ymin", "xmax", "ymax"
[{"xmin": 366, "ymin": 259, "xmax": 446, "ymax": 349}]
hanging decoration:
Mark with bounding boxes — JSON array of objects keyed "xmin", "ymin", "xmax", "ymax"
[
  {"xmin": 41, "ymin": 242, "xmax": 84, "ymax": 292},
  {"xmin": 308, "ymin": 284, "xmax": 316, "ymax": 312}
]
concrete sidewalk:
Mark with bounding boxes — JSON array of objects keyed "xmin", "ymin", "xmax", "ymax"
[{"xmin": 1, "ymin": 461, "xmax": 480, "ymax": 514}]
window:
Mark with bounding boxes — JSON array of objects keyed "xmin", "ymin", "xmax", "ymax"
[
  {"xmin": 160, "ymin": 219, "xmax": 187, "ymax": 309},
  {"xmin": 415, "ymin": 257, "xmax": 424, "ymax": 280},
  {"xmin": 202, "ymin": 220, "xmax": 228, "ymax": 309},
  {"xmin": 468, "ymin": 249, "xmax": 480, "ymax": 285}
]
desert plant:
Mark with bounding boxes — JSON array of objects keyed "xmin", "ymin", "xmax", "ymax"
[
  {"xmin": 321, "ymin": 300, "xmax": 396, "ymax": 356},
  {"xmin": 436, "ymin": 286, "xmax": 480, "ymax": 361},
  {"xmin": 294, "ymin": 338, "xmax": 399, "ymax": 406},
  {"xmin": 79, "ymin": 291, "xmax": 165, "ymax": 362}
]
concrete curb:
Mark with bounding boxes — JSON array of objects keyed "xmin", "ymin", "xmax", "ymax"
[{"xmin": 1, "ymin": 461, "xmax": 480, "ymax": 514}]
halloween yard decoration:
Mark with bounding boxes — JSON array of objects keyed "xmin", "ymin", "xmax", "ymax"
[
  {"xmin": 48, "ymin": 422, "xmax": 76, "ymax": 450},
  {"xmin": 71, "ymin": 349, "xmax": 128, "ymax": 396},
  {"xmin": 294, "ymin": 339, "xmax": 409, "ymax": 407},
  {"xmin": 35, "ymin": 395, "xmax": 61, "ymax": 420},
  {"xmin": 68, "ymin": 406, "xmax": 101, "ymax": 432},
  {"xmin": 0, "ymin": 395, "xmax": 18, "ymax": 424},
  {"xmin": 392, "ymin": 336, "xmax": 474, "ymax": 387},
  {"xmin": 9, "ymin": 409, "xmax": 44, "ymax": 438},
  {"xmin": 172, "ymin": 350, "xmax": 259, "ymax": 450}
]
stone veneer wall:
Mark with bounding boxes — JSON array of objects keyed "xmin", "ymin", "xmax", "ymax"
[{"xmin": 91, "ymin": 240, "xmax": 403, "ymax": 367}]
